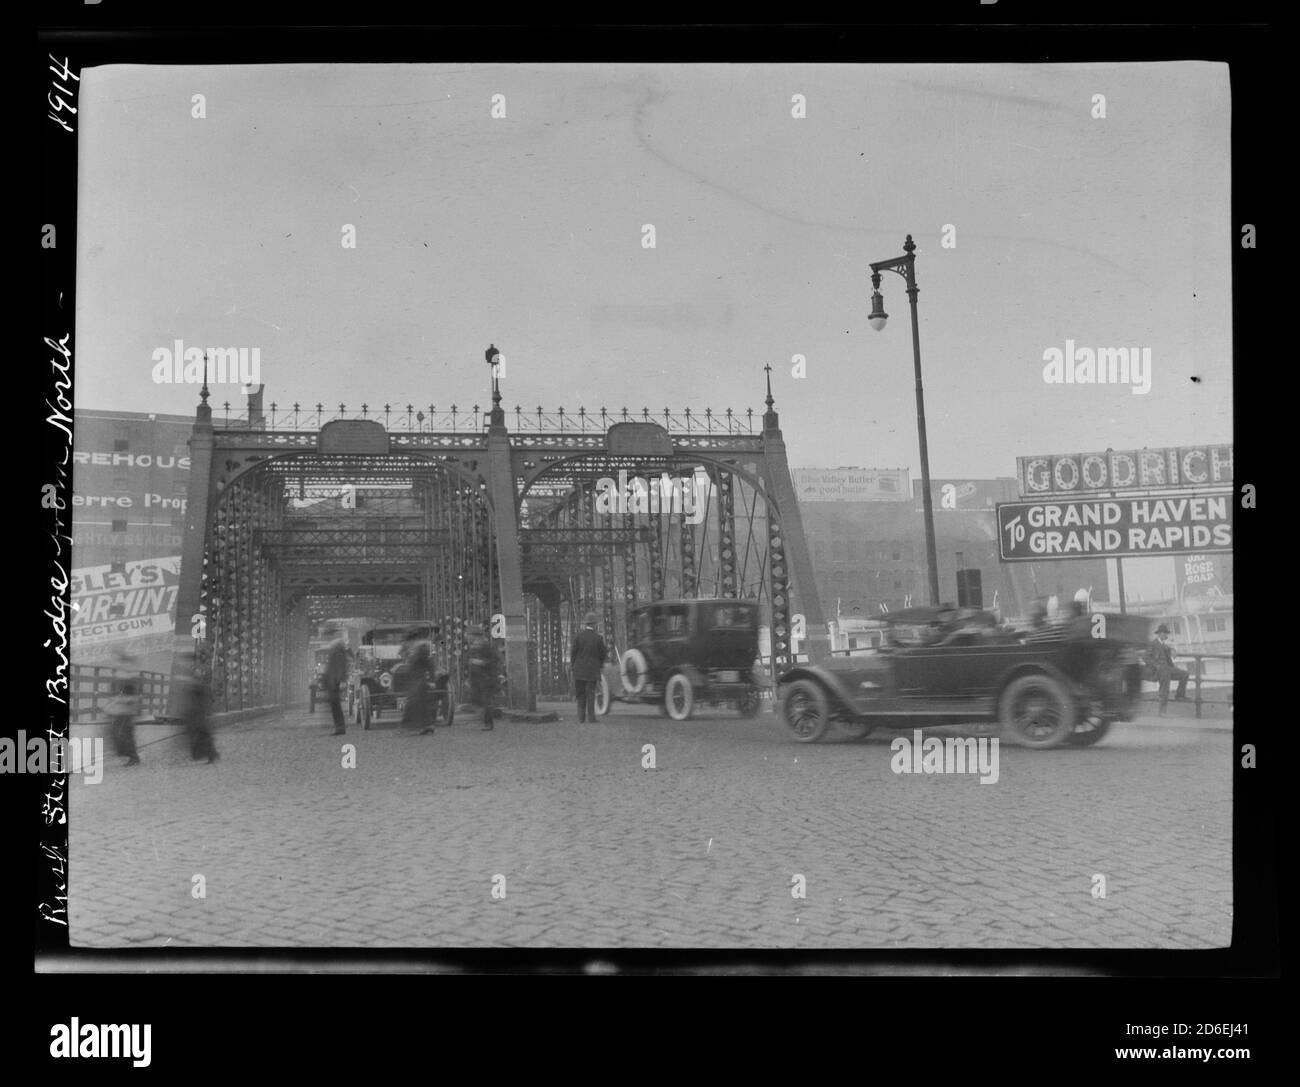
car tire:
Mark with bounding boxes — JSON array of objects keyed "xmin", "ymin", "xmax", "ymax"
[
  {"xmin": 621, "ymin": 649, "xmax": 648, "ymax": 695},
  {"xmin": 781, "ymin": 679, "xmax": 831, "ymax": 743},
  {"xmin": 840, "ymin": 717, "xmax": 876, "ymax": 741},
  {"xmin": 1065, "ymin": 715, "xmax": 1113, "ymax": 747},
  {"xmin": 594, "ymin": 673, "xmax": 611, "ymax": 716},
  {"xmin": 999, "ymin": 674, "xmax": 1076, "ymax": 748},
  {"xmin": 664, "ymin": 672, "xmax": 694, "ymax": 721},
  {"xmin": 359, "ymin": 686, "xmax": 372, "ymax": 731}
]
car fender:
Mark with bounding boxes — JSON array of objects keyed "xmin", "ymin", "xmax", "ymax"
[
  {"xmin": 669, "ymin": 664, "xmax": 706, "ymax": 691},
  {"xmin": 995, "ymin": 661, "xmax": 1082, "ymax": 708},
  {"xmin": 777, "ymin": 665, "xmax": 859, "ymax": 716}
]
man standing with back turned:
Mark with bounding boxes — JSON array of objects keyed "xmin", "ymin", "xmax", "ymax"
[
  {"xmin": 324, "ymin": 629, "xmax": 349, "ymax": 735},
  {"xmin": 570, "ymin": 611, "xmax": 608, "ymax": 724}
]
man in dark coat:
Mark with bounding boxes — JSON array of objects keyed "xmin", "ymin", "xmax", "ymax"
[
  {"xmin": 106, "ymin": 648, "xmax": 143, "ymax": 766},
  {"xmin": 324, "ymin": 631, "xmax": 350, "ymax": 735},
  {"xmin": 176, "ymin": 651, "xmax": 218, "ymax": 762},
  {"xmin": 1148, "ymin": 624, "xmax": 1189, "ymax": 714},
  {"xmin": 467, "ymin": 625, "xmax": 501, "ymax": 731},
  {"xmin": 570, "ymin": 611, "xmax": 608, "ymax": 723}
]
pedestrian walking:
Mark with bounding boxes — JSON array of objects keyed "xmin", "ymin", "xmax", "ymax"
[
  {"xmin": 570, "ymin": 611, "xmax": 608, "ymax": 723},
  {"xmin": 1148, "ymin": 624, "xmax": 1189, "ymax": 715},
  {"xmin": 104, "ymin": 650, "xmax": 143, "ymax": 766},
  {"xmin": 324, "ymin": 630, "xmax": 350, "ymax": 735},
  {"xmin": 400, "ymin": 640, "xmax": 438, "ymax": 736},
  {"xmin": 176, "ymin": 651, "xmax": 219, "ymax": 762},
  {"xmin": 467, "ymin": 624, "xmax": 500, "ymax": 731}
]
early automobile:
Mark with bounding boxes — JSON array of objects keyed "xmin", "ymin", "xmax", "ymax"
[
  {"xmin": 776, "ymin": 605, "xmax": 1150, "ymax": 747},
  {"xmin": 606, "ymin": 598, "xmax": 764, "ymax": 721},
  {"xmin": 351, "ymin": 621, "xmax": 455, "ymax": 730}
]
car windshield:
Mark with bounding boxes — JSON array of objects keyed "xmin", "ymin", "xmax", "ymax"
[
  {"xmin": 710, "ymin": 604, "xmax": 756, "ymax": 629},
  {"xmin": 364, "ymin": 624, "xmax": 433, "ymax": 647}
]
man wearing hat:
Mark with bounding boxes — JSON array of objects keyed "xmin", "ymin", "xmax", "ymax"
[
  {"xmin": 323, "ymin": 627, "xmax": 350, "ymax": 735},
  {"xmin": 1149, "ymin": 624, "xmax": 1189, "ymax": 714},
  {"xmin": 570, "ymin": 612, "xmax": 609, "ymax": 724}
]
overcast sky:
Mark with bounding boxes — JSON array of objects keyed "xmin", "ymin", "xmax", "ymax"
[{"xmin": 75, "ymin": 61, "xmax": 1231, "ymax": 482}]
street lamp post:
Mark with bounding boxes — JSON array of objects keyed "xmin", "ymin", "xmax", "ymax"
[{"xmin": 868, "ymin": 234, "xmax": 941, "ymax": 607}]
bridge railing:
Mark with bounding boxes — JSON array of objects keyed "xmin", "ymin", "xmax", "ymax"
[
  {"xmin": 1139, "ymin": 651, "xmax": 1234, "ymax": 719},
  {"xmin": 69, "ymin": 666, "xmax": 171, "ymax": 725},
  {"xmin": 211, "ymin": 402, "xmax": 761, "ymax": 436}
]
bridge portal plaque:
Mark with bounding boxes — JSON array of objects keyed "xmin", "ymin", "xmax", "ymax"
[{"xmin": 317, "ymin": 419, "xmax": 391, "ymax": 456}]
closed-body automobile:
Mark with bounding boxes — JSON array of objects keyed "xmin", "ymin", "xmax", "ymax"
[
  {"xmin": 604, "ymin": 598, "xmax": 763, "ymax": 720},
  {"xmin": 778, "ymin": 606, "xmax": 1150, "ymax": 747}
]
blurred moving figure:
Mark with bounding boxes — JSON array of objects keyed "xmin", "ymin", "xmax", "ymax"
[
  {"xmin": 105, "ymin": 648, "xmax": 143, "ymax": 767},
  {"xmin": 176, "ymin": 651, "xmax": 219, "ymax": 763},
  {"xmin": 400, "ymin": 640, "xmax": 438, "ymax": 736},
  {"xmin": 467, "ymin": 624, "xmax": 500, "ymax": 731},
  {"xmin": 323, "ymin": 628, "xmax": 350, "ymax": 736}
]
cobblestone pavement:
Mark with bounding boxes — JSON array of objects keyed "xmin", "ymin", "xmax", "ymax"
[{"xmin": 67, "ymin": 701, "xmax": 1232, "ymax": 950}]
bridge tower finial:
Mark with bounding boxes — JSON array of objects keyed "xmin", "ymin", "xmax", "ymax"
[{"xmin": 763, "ymin": 364, "xmax": 778, "ymax": 431}]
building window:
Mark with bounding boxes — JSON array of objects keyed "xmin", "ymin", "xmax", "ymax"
[
  {"xmin": 891, "ymin": 548, "xmax": 901, "ymax": 561},
  {"xmin": 1205, "ymin": 616, "xmax": 1227, "ymax": 632},
  {"xmin": 832, "ymin": 539, "xmax": 846, "ymax": 560},
  {"xmin": 111, "ymin": 519, "xmax": 127, "ymax": 533},
  {"xmin": 113, "ymin": 438, "xmax": 129, "ymax": 452}
]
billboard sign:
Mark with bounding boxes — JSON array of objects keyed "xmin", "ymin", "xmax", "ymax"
[
  {"xmin": 1017, "ymin": 445, "xmax": 1232, "ymax": 497},
  {"xmin": 791, "ymin": 468, "xmax": 910, "ymax": 502},
  {"xmin": 996, "ymin": 494, "xmax": 1232, "ymax": 561},
  {"xmin": 70, "ymin": 555, "xmax": 181, "ymax": 647}
]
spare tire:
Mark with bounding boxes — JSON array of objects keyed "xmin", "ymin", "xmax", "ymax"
[{"xmin": 620, "ymin": 648, "xmax": 648, "ymax": 695}]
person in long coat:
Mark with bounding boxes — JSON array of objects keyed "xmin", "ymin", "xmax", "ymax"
[
  {"xmin": 106, "ymin": 649, "xmax": 143, "ymax": 766},
  {"xmin": 570, "ymin": 612, "xmax": 608, "ymax": 723},
  {"xmin": 400, "ymin": 641, "xmax": 437, "ymax": 736},
  {"xmin": 175, "ymin": 652, "xmax": 218, "ymax": 762},
  {"xmin": 467, "ymin": 626, "xmax": 501, "ymax": 731}
]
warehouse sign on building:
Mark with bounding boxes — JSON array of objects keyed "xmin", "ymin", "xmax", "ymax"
[{"xmin": 996, "ymin": 494, "xmax": 1232, "ymax": 561}]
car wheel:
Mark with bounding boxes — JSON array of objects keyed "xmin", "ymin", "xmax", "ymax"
[
  {"xmin": 664, "ymin": 673, "xmax": 694, "ymax": 721},
  {"xmin": 359, "ymin": 686, "xmax": 373, "ymax": 731},
  {"xmin": 736, "ymin": 686, "xmax": 761, "ymax": 718},
  {"xmin": 999, "ymin": 674, "xmax": 1076, "ymax": 748},
  {"xmin": 1065, "ymin": 714, "xmax": 1113, "ymax": 747},
  {"xmin": 781, "ymin": 679, "xmax": 831, "ymax": 743},
  {"xmin": 594, "ymin": 673, "xmax": 611, "ymax": 716},
  {"xmin": 840, "ymin": 717, "xmax": 876, "ymax": 740}
]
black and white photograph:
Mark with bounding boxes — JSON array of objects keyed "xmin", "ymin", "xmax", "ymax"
[{"xmin": 29, "ymin": 18, "xmax": 1271, "ymax": 1028}]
